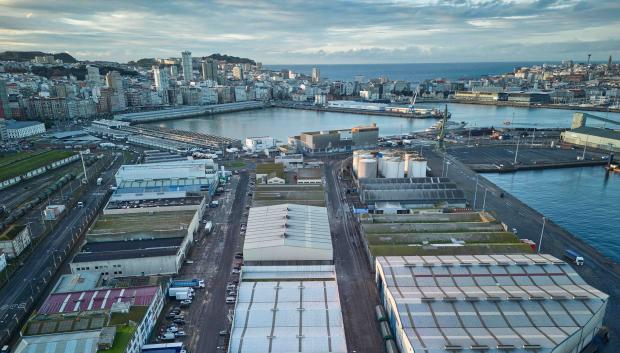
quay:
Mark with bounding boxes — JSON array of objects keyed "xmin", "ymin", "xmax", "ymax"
[
  {"xmin": 272, "ymin": 101, "xmax": 444, "ymax": 119},
  {"xmin": 113, "ymin": 101, "xmax": 266, "ymax": 123},
  {"xmin": 424, "ymin": 148, "xmax": 620, "ymax": 351},
  {"xmin": 417, "ymin": 97, "xmax": 620, "ymax": 113}
]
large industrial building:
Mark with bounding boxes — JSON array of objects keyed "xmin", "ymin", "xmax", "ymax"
[
  {"xmin": 561, "ymin": 112, "xmax": 620, "ymax": 152},
  {"xmin": 376, "ymin": 254, "xmax": 608, "ymax": 353},
  {"xmin": 289, "ymin": 123, "xmax": 379, "ymax": 155},
  {"xmin": 357, "ymin": 177, "xmax": 467, "ymax": 211},
  {"xmin": 243, "ymin": 204, "xmax": 333, "ymax": 265},
  {"xmin": 4, "ymin": 119, "xmax": 46, "ymax": 139},
  {"xmin": 14, "ymin": 285, "xmax": 164, "ymax": 353}
]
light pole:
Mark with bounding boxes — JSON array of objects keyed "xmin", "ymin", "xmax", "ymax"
[
  {"xmin": 513, "ymin": 136, "xmax": 521, "ymax": 164},
  {"xmin": 482, "ymin": 188, "xmax": 488, "ymax": 211},
  {"xmin": 442, "ymin": 152, "xmax": 447, "ymax": 177},
  {"xmin": 80, "ymin": 151, "xmax": 89, "ymax": 183},
  {"xmin": 473, "ymin": 174, "xmax": 479, "ymax": 209},
  {"xmin": 538, "ymin": 217, "xmax": 546, "ymax": 254}
]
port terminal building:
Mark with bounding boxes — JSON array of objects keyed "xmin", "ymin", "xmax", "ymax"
[
  {"xmin": 561, "ymin": 112, "xmax": 620, "ymax": 152},
  {"xmin": 289, "ymin": 123, "xmax": 379, "ymax": 155},
  {"xmin": 376, "ymin": 254, "xmax": 608, "ymax": 353}
]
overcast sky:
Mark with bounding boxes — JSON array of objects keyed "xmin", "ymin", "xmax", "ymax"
[{"xmin": 0, "ymin": 0, "xmax": 619, "ymax": 64}]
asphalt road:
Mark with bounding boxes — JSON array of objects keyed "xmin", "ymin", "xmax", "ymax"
[
  {"xmin": 163, "ymin": 172, "xmax": 249, "ymax": 353},
  {"xmin": 324, "ymin": 160, "xmax": 385, "ymax": 353},
  {"xmin": 428, "ymin": 149, "xmax": 620, "ymax": 352},
  {"xmin": 0, "ymin": 153, "xmax": 125, "ymax": 346}
]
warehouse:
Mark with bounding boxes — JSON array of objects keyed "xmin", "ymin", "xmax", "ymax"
[
  {"xmin": 5, "ymin": 119, "xmax": 46, "ymax": 139},
  {"xmin": 290, "ymin": 123, "xmax": 379, "ymax": 155},
  {"xmin": 70, "ymin": 237, "xmax": 184, "ymax": 278},
  {"xmin": 115, "ymin": 159, "xmax": 219, "ymax": 184},
  {"xmin": 357, "ymin": 177, "xmax": 467, "ymax": 211},
  {"xmin": 243, "ymin": 204, "xmax": 333, "ymax": 265},
  {"xmin": 376, "ymin": 254, "xmax": 608, "ymax": 353},
  {"xmin": 228, "ymin": 266, "xmax": 347, "ymax": 353}
]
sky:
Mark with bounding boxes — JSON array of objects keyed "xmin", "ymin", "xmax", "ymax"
[{"xmin": 0, "ymin": 0, "xmax": 619, "ymax": 64}]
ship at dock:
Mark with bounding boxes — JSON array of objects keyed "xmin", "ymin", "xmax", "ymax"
[{"xmin": 326, "ymin": 96, "xmax": 450, "ymax": 119}]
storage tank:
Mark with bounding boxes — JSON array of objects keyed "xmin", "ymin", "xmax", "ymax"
[
  {"xmin": 409, "ymin": 158, "xmax": 428, "ymax": 178},
  {"xmin": 352, "ymin": 150, "xmax": 363, "ymax": 175},
  {"xmin": 382, "ymin": 157, "xmax": 405, "ymax": 178},
  {"xmin": 377, "ymin": 151, "xmax": 395, "ymax": 176},
  {"xmin": 404, "ymin": 153, "xmax": 415, "ymax": 175},
  {"xmin": 358, "ymin": 158, "xmax": 377, "ymax": 179}
]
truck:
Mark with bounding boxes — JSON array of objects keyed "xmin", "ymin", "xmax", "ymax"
[
  {"xmin": 564, "ymin": 249, "xmax": 585, "ymax": 266},
  {"xmin": 96, "ymin": 177, "xmax": 103, "ymax": 185},
  {"xmin": 204, "ymin": 221, "xmax": 213, "ymax": 234},
  {"xmin": 175, "ymin": 291, "xmax": 192, "ymax": 301},
  {"xmin": 168, "ymin": 287, "xmax": 194, "ymax": 297},
  {"xmin": 171, "ymin": 279, "xmax": 205, "ymax": 289}
]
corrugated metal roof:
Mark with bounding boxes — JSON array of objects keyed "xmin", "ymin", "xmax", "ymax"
[
  {"xmin": 376, "ymin": 254, "xmax": 608, "ymax": 352},
  {"xmin": 244, "ymin": 204, "xmax": 332, "ymax": 251},
  {"xmin": 13, "ymin": 331, "xmax": 100, "ymax": 353},
  {"xmin": 229, "ymin": 280, "xmax": 347, "ymax": 353},
  {"xmin": 39, "ymin": 285, "xmax": 159, "ymax": 314}
]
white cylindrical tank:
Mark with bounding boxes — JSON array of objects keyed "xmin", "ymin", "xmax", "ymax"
[
  {"xmin": 358, "ymin": 158, "xmax": 377, "ymax": 179},
  {"xmin": 383, "ymin": 157, "xmax": 405, "ymax": 178},
  {"xmin": 377, "ymin": 151, "xmax": 394, "ymax": 176},
  {"xmin": 404, "ymin": 153, "xmax": 415, "ymax": 175},
  {"xmin": 409, "ymin": 158, "xmax": 428, "ymax": 178},
  {"xmin": 353, "ymin": 150, "xmax": 363, "ymax": 175}
]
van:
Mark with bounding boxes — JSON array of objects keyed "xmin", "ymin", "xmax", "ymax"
[{"xmin": 159, "ymin": 332, "xmax": 175, "ymax": 341}]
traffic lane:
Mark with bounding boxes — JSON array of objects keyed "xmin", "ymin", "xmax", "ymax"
[{"xmin": 324, "ymin": 161, "xmax": 384, "ymax": 353}]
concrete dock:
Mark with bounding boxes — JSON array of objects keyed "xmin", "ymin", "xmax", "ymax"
[{"xmin": 425, "ymin": 149, "xmax": 620, "ymax": 352}]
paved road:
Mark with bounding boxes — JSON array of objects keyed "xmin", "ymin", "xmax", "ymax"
[
  {"xmin": 0, "ymin": 153, "xmax": 124, "ymax": 346},
  {"xmin": 429, "ymin": 149, "xmax": 620, "ymax": 352},
  {"xmin": 166, "ymin": 172, "xmax": 249, "ymax": 353},
  {"xmin": 324, "ymin": 160, "xmax": 385, "ymax": 353}
]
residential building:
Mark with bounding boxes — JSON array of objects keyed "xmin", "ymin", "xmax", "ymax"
[
  {"xmin": 232, "ymin": 66, "xmax": 244, "ymax": 80},
  {"xmin": 86, "ymin": 65, "xmax": 101, "ymax": 86},
  {"xmin": 201, "ymin": 60, "xmax": 218, "ymax": 81},
  {"xmin": 153, "ymin": 65, "xmax": 169, "ymax": 91},
  {"xmin": 181, "ymin": 50, "xmax": 193, "ymax": 81},
  {"xmin": 312, "ymin": 67, "xmax": 320, "ymax": 83},
  {"xmin": 0, "ymin": 79, "xmax": 10, "ymax": 119}
]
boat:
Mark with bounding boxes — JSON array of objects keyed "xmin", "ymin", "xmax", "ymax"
[{"xmin": 605, "ymin": 163, "xmax": 620, "ymax": 173}]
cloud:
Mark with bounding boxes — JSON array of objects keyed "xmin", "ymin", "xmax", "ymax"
[{"xmin": 0, "ymin": 0, "xmax": 618, "ymax": 63}]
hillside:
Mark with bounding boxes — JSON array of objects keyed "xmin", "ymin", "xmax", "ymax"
[
  {"xmin": 205, "ymin": 53, "xmax": 255, "ymax": 65},
  {"xmin": 31, "ymin": 65, "xmax": 139, "ymax": 80},
  {"xmin": 0, "ymin": 51, "xmax": 77, "ymax": 63}
]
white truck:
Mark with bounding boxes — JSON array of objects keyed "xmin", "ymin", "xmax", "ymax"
[{"xmin": 204, "ymin": 221, "xmax": 213, "ymax": 233}]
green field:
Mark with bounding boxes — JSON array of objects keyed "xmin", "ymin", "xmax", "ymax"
[
  {"xmin": 370, "ymin": 243, "xmax": 533, "ymax": 256},
  {"xmin": 98, "ymin": 324, "xmax": 136, "ymax": 353},
  {"xmin": 0, "ymin": 150, "xmax": 76, "ymax": 182}
]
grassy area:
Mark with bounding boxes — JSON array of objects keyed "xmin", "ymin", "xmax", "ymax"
[
  {"xmin": 0, "ymin": 224, "xmax": 26, "ymax": 241},
  {"xmin": 0, "ymin": 152, "xmax": 36, "ymax": 168},
  {"xmin": 90, "ymin": 210, "xmax": 196, "ymax": 234},
  {"xmin": 256, "ymin": 163, "xmax": 285, "ymax": 178},
  {"xmin": 365, "ymin": 232, "xmax": 519, "ymax": 245},
  {"xmin": 227, "ymin": 160, "xmax": 246, "ymax": 168},
  {"xmin": 98, "ymin": 324, "xmax": 135, "ymax": 353},
  {"xmin": 370, "ymin": 243, "xmax": 533, "ymax": 256},
  {"xmin": 0, "ymin": 150, "xmax": 76, "ymax": 182}
]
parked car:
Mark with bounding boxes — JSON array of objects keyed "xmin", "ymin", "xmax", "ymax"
[
  {"xmin": 219, "ymin": 330, "xmax": 229, "ymax": 336},
  {"xmin": 173, "ymin": 319, "xmax": 186, "ymax": 325},
  {"xmin": 180, "ymin": 299, "xmax": 192, "ymax": 307},
  {"xmin": 166, "ymin": 325, "xmax": 178, "ymax": 333},
  {"xmin": 228, "ymin": 290, "xmax": 237, "ymax": 296},
  {"xmin": 226, "ymin": 284, "xmax": 237, "ymax": 291},
  {"xmin": 175, "ymin": 331, "xmax": 187, "ymax": 337},
  {"xmin": 226, "ymin": 296, "xmax": 236, "ymax": 304},
  {"xmin": 234, "ymin": 252, "xmax": 243, "ymax": 259},
  {"xmin": 231, "ymin": 268, "xmax": 240, "ymax": 274}
]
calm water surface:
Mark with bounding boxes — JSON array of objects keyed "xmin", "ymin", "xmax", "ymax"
[
  {"xmin": 484, "ymin": 167, "xmax": 620, "ymax": 262},
  {"xmin": 147, "ymin": 104, "xmax": 620, "ymax": 141}
]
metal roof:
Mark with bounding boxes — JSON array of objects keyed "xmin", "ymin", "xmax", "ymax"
[
  {"xmin": 376, "ymin": 254, "xmax": 608, "ymax": 353},
  {"xmin": 244, "ymin": 204, "xmax": 332, "ymax": 256},
  {"xmin": 229, "ymin": 280, "xmax": 347, "ymax": 353},
  {"xmin": 13, "ymin": 331, "xmax": 101, "ymax": 353},
  {"xmin": 241, "ymin": 265, "xmax": 336, "ymax": 281},
  {"xmin": 39, "ymin": 285, "xmax": 159, "ymax": 314}
]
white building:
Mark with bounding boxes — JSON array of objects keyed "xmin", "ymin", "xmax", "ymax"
[
  {"xmin": 115, "ymin": 159, "xmax": 218, "ymax": 184},
  {"xmin": 274, "ymin": 153, "xmax": 303, "ymax": 169},
  {"xmin": 181, "ymin": 50, "xmax": 193, "ymax": 81},
  {"xmin": 376, "ymin": 254, "xmax": 608, "ymax": 353},
  {"xmin": 0, "ymin": 225, "xmax": 32, "ymax": 258},
  {"xmin": 244, "ymin": 136, "xmax": 276, "ymax": 153},
  {"xmin": 243, "ymin": 204, "xmax": 333, "ymax": 265},
  {"xmin": 152, "ymin": 65, "xmax": 169, "ymax": 91},
  {"xmin": 0, "ymin": 251, "xmax": 6, "ymax": 272},
  {"xmin": 5, "ymin": 119, "xmax": 45, "ymax": 139}
]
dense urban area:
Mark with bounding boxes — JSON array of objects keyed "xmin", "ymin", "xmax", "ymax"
[{"xmin": 0, "ymin": 48, "xmax": 618, "ymax": 353}]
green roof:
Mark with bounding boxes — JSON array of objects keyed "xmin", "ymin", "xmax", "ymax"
[
  {"xmin": 88, "ymin": 210, "xmax": 196, "ymax": 242},
  {"xmin": 97, "ymin": 324, "xmax": 135, "ymax": 353}
]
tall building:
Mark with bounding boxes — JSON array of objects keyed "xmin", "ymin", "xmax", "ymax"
[
  {"xmin": 0, "ymin": 79, "xmax": 10, "ymax": 119},
  {"xmin": 105, "ymin": 71, "xmax": 123, "ymax": 91},
  {"xmin": 153, "ymin": 65, "xmax": 169, "ymax": 91},
  {"xmin": 181, "ymin": 51, "xmax": 193, "ymax": 80},
  {"xmin": 169, "ymin": 65, "xmax": 179, "ymax": 79},
  {"xmin": 0, "ymin": 118, "xmax": 7, "ymax": 141},
  {"xmin": 312, "ymin": 67, "xmax": 320, "ymax": 83},
  {"xmin": 86, "ymin": 65, "xmax": 101, "ymax": 86},
  {"xmin": 201, "ymin": 60, "xmax": 218, "ymax": 81},
  {"xmin": 232, "ymin": 66, "xmax": 244, "ymax": 80}
]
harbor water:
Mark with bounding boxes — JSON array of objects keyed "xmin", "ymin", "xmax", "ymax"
[
  {"xmin": 146, "ymin": 104, "xmax": 620, "ymax": 141},
  {"xmin": 484, "ymin": 167, "xmax": 620, "ymax": 262}
]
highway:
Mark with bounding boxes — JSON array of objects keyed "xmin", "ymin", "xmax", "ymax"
[
  {"xmin": 427, "ymin": 149, "xmax": 620, "ymax": 352},
  {"xmin": 324, "ymin": 160, "xmax": 385, "ymax": 353},
  {"xmin": 0, "ymin": 152, "xmax": 126, "ymax": 346}
]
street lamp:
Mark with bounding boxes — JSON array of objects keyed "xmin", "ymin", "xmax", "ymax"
[
  {"xmin": 482, "ymin": 188, "xmax": 488, "ymax": 211},
  {"xmin": 473, "ymin": 174, "xmax": 479, "ymax": 209},
  {"xmin": 538, "ymin": 217, "xmax": 546, "ymax": 254},
  {"xmin": 513, "ymin": 136, "xmax": 521, "ymax": 164}
]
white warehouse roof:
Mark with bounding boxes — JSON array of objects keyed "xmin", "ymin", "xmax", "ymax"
[
  {"xmin": 243, "ymin": 204, "xmax": 333, "ymax": 263},
  {"xmin": 229, "ymin": 279, "xmax": 347, "ymax": 353},
  {"xmin": 376, "ymin": 254, "xmax": 608, "ymax": 353}
]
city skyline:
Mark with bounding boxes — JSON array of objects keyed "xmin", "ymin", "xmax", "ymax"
[{"xmin": 0, "ymin": 0, "xmax": 619, "ymax": 64}]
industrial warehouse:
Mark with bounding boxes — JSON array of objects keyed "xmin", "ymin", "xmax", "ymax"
[{"xmin": 376, "ymin": 254, "xmax": 608, "ymax": 353}]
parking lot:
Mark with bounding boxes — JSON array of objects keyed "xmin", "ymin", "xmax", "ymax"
[{"xmin": 149, "ymin": 171, "xmax": 251, "ymax": 352}]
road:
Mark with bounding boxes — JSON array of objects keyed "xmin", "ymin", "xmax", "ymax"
[
  {"xmin": 428, "ymin": 149, "xmax": 620, "ymax": 352},
  {"xmin": 324, "ymin": 160, "xmax": 385, "ymax": 353},
  {"xmin": 159, "ymin": 171, "xmax": 249, "ymax": 353},
  {"xmin": 0, "ymin": 153, "xmax": 125, "ymax": 346}
]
